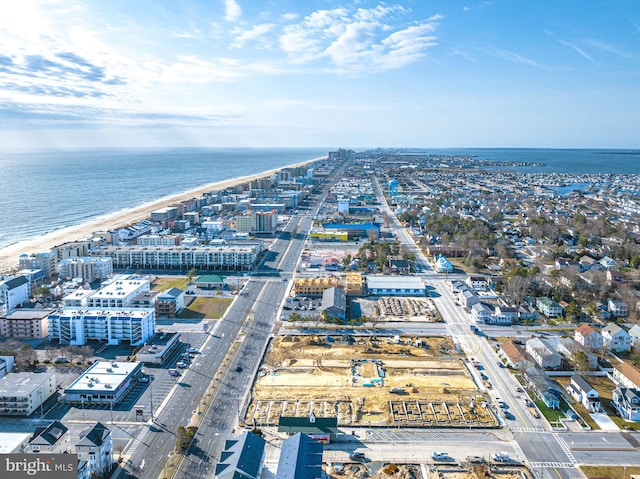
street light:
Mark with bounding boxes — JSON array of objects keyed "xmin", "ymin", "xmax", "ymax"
[{"xmin": 143, "ymin": 370, "xmax": 154, "ymax": 422}]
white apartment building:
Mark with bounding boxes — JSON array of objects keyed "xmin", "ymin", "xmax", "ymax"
[
  {"xmin": 48, "ymin": 308, "xmax": 155, "ymax": 346},
  {"xmin": 0, "ymin": 372, "xmax": 56, "ymax": 416},
  {"xmin": 86, "ymin": 276, "xmax": 150, "ymax": 309},
  {"xmin": 91, "ymin": 245, "xmax": 260, "ymax": 270},
  {"xmin": 59, "ymin": 257, "xmax": 113, "ymax": 283},
  {"xmin": 18, "ymin": 251, "xmax": 58, "ymax": 278},
  {"xmin": 234, "ymin": 211, "xmax": 278, "ymax": 234},
  {"xmin": 137, "ymin": 235, "xmax": 181, "ymax": 247}
]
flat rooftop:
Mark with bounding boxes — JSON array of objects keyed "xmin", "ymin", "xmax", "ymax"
[
  {"xmin": 0, "ymin": 372, "xmax": 55, "ymax": 396},
  {"xmin": 365, "ymin": 275, "xmax": 426, "ymax": 289},
  {"xmin": 62, "ymin": 289, "xmax": 95, "ymax": 302},
  {"xmin": 1, "ymin": 309, "xmax": 51, "ymax": 320},
  {"xmin": 89, "ymin": 278, "xmax": 149, "ymax": 300},
  {"xmin": 52, "ymin": 308, "xmax": 154, "ymax": 319},
  {"xmin": 137, "ymin": 332, "xmax": 180, "ymax": 355},
  {"xmin": 65, "ymin": 361, "xmax": 140, "ymax": 394},
  {"xmin": 0, "ymin": 432, "xmax": 32, "ymax": 453}
]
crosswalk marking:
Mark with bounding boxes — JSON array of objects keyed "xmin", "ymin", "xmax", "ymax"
[
  {"xmin": 510, "ymin": 427, "xmax": 549, "ymax": 433},
  {"xmin": 552, "ymin": 432, "xmax": 577, "ymax": 464},
  {"xmin": 529, "ymin": 462, "xmax": 575, "ymax": 469}
]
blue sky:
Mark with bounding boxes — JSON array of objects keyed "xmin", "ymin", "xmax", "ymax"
[{"xmin": 0, "ymin": 0, "xmax": 639, "ymax": 149}]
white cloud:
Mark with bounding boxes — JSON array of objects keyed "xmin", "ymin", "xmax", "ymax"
[
  {"xmin": 558, "ymin": 39, "xmax": 595, "ymax": 63},
  {"xmin": 282, "ymin": 13, "xmax": 298, "ymax": 21},
  {"xmin": 224, "ymin": 0, "xmax": 242, "ymax": 22},
  {"xmin": 279, "ymin": 7, "xmax": 442, "ymax": 71},
  {"xmin": 231, "ymin": 23, "xmax": 276, "ymax": 49}
]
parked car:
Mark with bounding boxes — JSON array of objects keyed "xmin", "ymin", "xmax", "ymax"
[{"xmin": 432, "ymin": 452, "xmax": 449, "ymax": 460}]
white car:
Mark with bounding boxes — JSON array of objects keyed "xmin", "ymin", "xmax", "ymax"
[
  {"xmin": 493, "ymin": 452, "xmax": 510, "ymax": 462},
  {"xmin": 432, "ymin": 452, "xmax": 448, "ymax": 460}
]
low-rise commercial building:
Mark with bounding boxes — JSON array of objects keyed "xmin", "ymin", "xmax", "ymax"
[
  {"xmin": 0, "ymin": 310, "xmax": 50, "ymax": 339},
  {"xmin": 365, "ymin": 275, "xmax": 426, "ymax": 296},
  {"xmin": 0, "ymin": 372, "xmax": 56, "ymax": 416},
  {"xmin": 65, "ymin": 361, "xmax": 142, "ymax": 404},
  {"xmin": 136, "ymin": 332, "xmax": 181, "ymax": 365}
]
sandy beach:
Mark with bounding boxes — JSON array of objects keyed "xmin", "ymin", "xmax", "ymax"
[{"xmin": 0, "ymin": 157, "xmax": 323, "ymax": 273}]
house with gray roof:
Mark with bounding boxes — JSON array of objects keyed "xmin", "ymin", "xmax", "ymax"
[
  {"xmin": 629, "ymin": 325, "xmax": 640, "ymax": 347},
  {"xmin": 566, "ymin": 375, "xmax": 600, "ymax": 412},
  {"xmin": 459, "ymin": 290, "xmax": 480, "ymax": 308},
  {"xmin": 214, "ymin": 432, "xmax": 265, "ymax": 479},
  {"xmin": 321, "ymin": 287, "xmax": 346, "ymax": 320},
  {"xmin": 471, "ymin": 303, "xmax": 493, "ymax": 324},
  {"xmin": 524, "ymin": 367, "xmax": 562, "ymax": 409},
  {"xmin": 28, "ymin": 421, "xmax": 70, "ymax": 454},
  {"xmin": 612, "ymin": 388, "xmax": 640, "ymax": 421},
  {"xmin": 76, "ymin": 422, "xmax": 113, "ymax": 477},
  {"xmin": 156, "ymin": 287, "xmax": 184, "ymax": 318},
  {"xmin": 526, "ymin": 338, "xmax": 562, "ymax": 370},
  {"xmin": 276, "ymin": 433, "xmax": 323, "ymax": 479},
  {"xmin": 603, "ymin": 323, "xmax": 631, "ymax": 352}
]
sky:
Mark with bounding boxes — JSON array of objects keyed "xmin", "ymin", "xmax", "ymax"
[{"xmin": 0, "ymin": 0, "xmax": 639, "ymax": 149}]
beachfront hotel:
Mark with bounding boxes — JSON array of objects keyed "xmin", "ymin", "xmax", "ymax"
[
  {"xmin": 48, "ymin": 308, "xmax": 155, "ymax": 346},
  {"xmin": 90, "ymin": 243, "xmax": 260, "ymax": 270}
]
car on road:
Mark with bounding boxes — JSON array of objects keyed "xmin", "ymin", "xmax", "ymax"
[
  {"xmin": 188, "ymin": 348, "xmax": 199, "ymax": 354},
  {"xmin": 492, "ymin": 451, "xmax": 510, "ymax": 462},
  {"xmin": 350, "ymin": 452, "xmax": 365, "ymax": 461},
  {"xmin": 235, "ymin": 365, "xmax": 243, "ymax": 372},
  {"xmin": 176, "ymin": 361, "xmax": 188, "ymax": 368},
  {"xmin": 497, "ymin": 400, "xmax": 508, "ymax": 409},
  {"xmin": 432, "ymin": 452, "xmax": 449, "ymax": 460},
  {"xmin": 504, "ymin": 411, "xmax": 515, "ymax": 420},
  {"xmin": 139, "ymin": 375, "xmax": 149, "ymax": 383},
  {"xmin": 55, "ymin": 356, "xmax": 70, "ymax": 364}
]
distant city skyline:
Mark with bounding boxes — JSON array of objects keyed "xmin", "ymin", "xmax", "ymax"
[{"xmin": 0, "ymin": 0, "xmax": 639, "ymax": 149}]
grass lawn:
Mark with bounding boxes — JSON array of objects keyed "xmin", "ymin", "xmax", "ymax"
[
  {"xmin": 151, "ymin": 277, "xmax": 189, "ymax": 292},
  {"xmin": 581, "ymin": 465, "xmax": 640, "ymax": 478},
  {"xmin": 178, "ymin": 297, "xmax": 232, "ymax": 320},
  {"xmin": 534, "ymin": 399, "xmax": 565, "ymax": 424}
]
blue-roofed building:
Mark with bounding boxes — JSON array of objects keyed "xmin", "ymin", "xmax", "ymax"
[
  {"xmin": 214, "ymin": 432, "xmax": 265, "ymax": 479},
  {"xmin": 433, "ymin": 255, "xmax": 453, "ymax": 273},
  {"xmin": 156, "ymin": 287, "xmax": 184, "ymax": 318},
  {"xmin": 276, "ymin": 433, "xmax": 323, "ymax": 479},
  {"xmin": 322, "ymin": 222, "xmax": 379, "ymax": 240}
]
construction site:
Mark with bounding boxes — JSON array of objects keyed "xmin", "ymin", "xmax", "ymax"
[{"xmin": 245, "ymin": 336, "xmax": 498, "ymax": 428}]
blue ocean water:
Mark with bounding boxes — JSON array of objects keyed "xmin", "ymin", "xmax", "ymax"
[
  {"xmin": 0, "ymin": 148, "xmax": 328, "ymax": 250},
  {"xmin": 0, "ymin": 147, "xmax": 637, "ymax": 251}
]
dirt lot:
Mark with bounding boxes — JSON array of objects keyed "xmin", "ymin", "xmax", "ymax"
[{"xmin": 246, "ymin": 336, "xmax": 496, "ymax": 427}]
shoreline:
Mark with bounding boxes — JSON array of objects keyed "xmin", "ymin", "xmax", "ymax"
[{"xmin": 0, "ymin": 156, "xmax": 324, "ymax": 272}]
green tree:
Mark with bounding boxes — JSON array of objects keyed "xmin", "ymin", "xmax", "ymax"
[
  {"xmin": 176, "ymin": 426, "xmax": 193, "ymax": 451},
  {"xmin": 186, "ymin": 268, "xmax": 197, "ymax": 285}
]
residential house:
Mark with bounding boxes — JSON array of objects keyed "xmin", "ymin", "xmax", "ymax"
[
  {"xmin": 536, "ymin": 297, "xmax": 564, "ymax": 318},
  {"xmin": 608, "ymin": 299, "xmax": 629, "ymax": 318},
  {"xmin": 75, "ymin": 422, "xmax": 113, "ymax": 477},
  {"xmin": 603, "ymin": 323, "xmax": 632, "ymax": 352},
  {"xmin": 387, "ymin": 256, "xmax": 410, "ymax": 274},
  {"xmin": 28, "ymin": 421, "xmax": 70, "ymax": 454},
  {"xmin": 612, "ymin": 363, "xmax": 640, "ymax": 390},
  {"xmin": 629, "ymin": 325, "xmax": 640, "ymax": 348},
  {"xmin": 526, "ymin": 338, "xmax": 562, "ymax": 370},
  {"xmin": 433, "ymin": 255, "xmax": 453, "ymax": 273},
  {"xmin": 607, "ymin": 270, "xmax": 625, "ymax": 286},
  {"xmin": 498, "ymin": 342, "xmax": 534, "ymax": 370},
  {"xmin": 459, "ymin": 290, "xmax": 480, "ymax": 309},
  {"xmin": 566, "ymin": 375, "xmax": 600, "ymax": 412},
  {"xmin": 612, "ymin": 388, "xmax": 640, "ymax": 422},
  {"xmin": 600, "ymin": 256, "xmax": 617, "ymax": 270},
  {"xmin": 471, "ymin": 303, "xmax": 493, "ymax": 324},
  {"xmin": 276, "ymin": 433, "xmax": 323, "ymax": 479},
  {"xmin": 214, "ymin": 432, "xmax": 266, "ymax": 479},
  {"xmin": 518, "ymin": 304, "xmax": 537, "ymax": 321},
  {"xmin": 494, "ymin": 306, "xmax": 519, "ymax": 325},
  {"xmin": 524, "ymin": 367, "xmax": 562, "ymax": 409},
  {"xmin": 575, "ymin": 324, "xmax": 603, "ymax": 352},
  {"xmin": 465, "ymin": 276, "xmax": 487, "ymax": 291},
  {"xmin": 579, "ymin": 255, "xmax": 597, "ymax": 271}
]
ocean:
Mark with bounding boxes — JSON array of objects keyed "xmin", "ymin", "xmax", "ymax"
[
  {"xmin": 0, "ymin": 147, "xmax": 638, "ymax": 251},
  {"xmin": 0, "ymin": 147, "xmax": 328, "ymax": 250}
]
